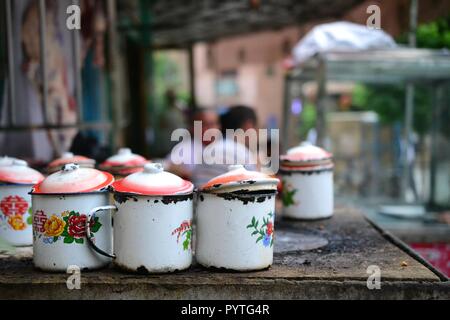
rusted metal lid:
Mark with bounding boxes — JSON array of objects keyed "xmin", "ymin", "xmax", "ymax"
[
  {"xmin": 200, "ymin": 165, "xmax": 279, "ymax": 194},
  {"xmin": 112, "ymin": 163, "xmax": 193, "ymax": 196},
  {"xmin": 32, "ymin": 163, "xmax": 114, "ymax": 194},
  {"xmin": 0, "ymin": 159, "xmax": 44, "ymax": 185}
]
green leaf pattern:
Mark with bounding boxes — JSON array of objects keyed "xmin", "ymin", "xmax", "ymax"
[{"xmin": 247, "ymin": 212, "xmax": 274, "ymax": 248}]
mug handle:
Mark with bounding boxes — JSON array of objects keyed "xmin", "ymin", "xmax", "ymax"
[{"xmin": 86, "ymin": 205, "xmax": 117, "ymax": 259}]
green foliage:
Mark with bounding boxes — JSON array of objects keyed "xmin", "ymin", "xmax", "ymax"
[
  {"xmin": 281, "ymin": 184, "xmax": 297, "ymax": 207},
  {"xmin": 397, "ymin": 16, "xmax": 450, "ymax": 49},
  {"xmin": 152, "ymin": 52, "xmax": 190, "ymax": 111},
  {"xmin": 351, "ymin": 16, "xmax": 450, "ymax": 136},
  {"xmin": 182, "ymin": 230, "xmax": 192, "ymax": 251},
  {"xmin": 298, "ymin": 102, "xmax": 317, "ymax": 140},
  {"xmin": 352, "ymin": 84, "xmax": 432, "ymax": 135}
]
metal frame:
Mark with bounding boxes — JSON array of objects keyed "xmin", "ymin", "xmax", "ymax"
[
  {"xmin": 283, "ymin": 48, "xmax": 450, "ymax": 206},
  {"xmin": 1, "ymin": 0, "xmax": 122, "ymax": 151}
]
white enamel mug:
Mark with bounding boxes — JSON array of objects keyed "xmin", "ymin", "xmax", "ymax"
[
  {"xmin": 87, "ymin": 163, "xmax": 194, "ymax": 273},
  {"xmin": 196, "ymin": 191, "xmax": 276, "ymax": 271},
  {"xmin": 195, "ymin": 165, "xmax": 279, "ymax": 271},
  {"xmin": 0, "ymin": 184, "xmax": 34, "ymax": 246},
  {"xmin": 32, "ymin": 192, "xmax": 113, "ymax": 271},
  {"xmin": 281, "ymin": 168, "xmax": 334, "ymax": 220},
  {"xmin": 0, "ymin": 159, "xmax": 44, "ymax": 246},
  {"xmin": 280, "ymin": 142, "xmax": 334, "ymax": 220},
  {"xmin": 31, "ymin": 164, "xmax": 115, "ymax": 272}
]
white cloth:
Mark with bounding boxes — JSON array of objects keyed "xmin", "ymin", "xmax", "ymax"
[{"xmin": 292, "ymin": 21, "xmax": 397, "ymax": 64}]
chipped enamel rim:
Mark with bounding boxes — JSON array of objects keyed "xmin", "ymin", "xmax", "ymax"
[
  {"xmin": 200, "ymin": 165, "xmax": 279, "ymax": 194},
  {"xmin": 280, "ymin": 162, "xmax": 334, "ymax": 173}
]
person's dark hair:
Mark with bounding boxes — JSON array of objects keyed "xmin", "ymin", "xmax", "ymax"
[
  {"xmin": 220, "ymin": 105, "xmax": 257, "ymax": 132},
  {"xmin": 188, "ymin": 106, "xmax": 215, "ymax": 122}
]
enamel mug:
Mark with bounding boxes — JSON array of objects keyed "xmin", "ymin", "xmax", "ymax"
[
  {"xmin": 196, "ymin": 165, "xmax": 279, "ymax": 271},
  {"xmin": 0, "ymin": 159, "xmax": 44, "ymax": 246},
  {"xmin": 31, "ymin": 164, "xmax": 114, "ymax": 272},
  {"xmin": 47, "ymin": 152, "xmax": 95, "ymax": 174},
  {"xmin": 99, "ymin": 148, "xmax": 149, "ymax": 178},
  {"xmin": 280, "ymin": 142, "xmax": 334, "ymax": 220},
  {"xmin": 88, "ymin": 163, "xmax": 194, "ymax": 274}
]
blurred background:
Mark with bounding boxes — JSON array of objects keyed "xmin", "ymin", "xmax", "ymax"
[{"xmin": 0, "ymin": 0, "xmax": 449, "ymax": 275}]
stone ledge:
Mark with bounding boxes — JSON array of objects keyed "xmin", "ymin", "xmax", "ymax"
[{"xmin": 0, "ymin": 206, "xmax": 448, "ymax": 299}]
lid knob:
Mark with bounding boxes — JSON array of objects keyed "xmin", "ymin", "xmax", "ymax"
[
  {"xmin": 62, "ymin": 163, "xmax": 80, "ymax": 172},
  {"xmin": 143, "ymin": 163, "xmax": 164, "ymax": 174},
  {"xmin": 12, "ymin": 159, "xmax": 28, "ymax": 167},
  {"xmin": 228, "ymin": 164, "xmax": 244, "ymax": 172},
  {"xmin": 118, "ymin": 148, "xmax": 132, "ymax": 155},
  {"xmin": 62, "ymin": 152, "xmax": 74, "ymax": 158}
]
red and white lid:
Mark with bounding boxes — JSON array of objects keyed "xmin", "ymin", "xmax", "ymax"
[
  {"xmin": 33, "ymin": 163, "xmax": 114, "ymax": 194},
  {"xmin": 280, "ymin": 142, "xmax": 333, "ymax": 170},
  {"xmin": 112, "ymin": 163, "xmax": 193, "ymax": 196},
  {"xmin": 99, "ymin": 148, "xmax": 149, "ymax": 175},
  {"xmin": 0, "ymin": 159, "xmax": 45, "ymax": 185},
  {"xmin": 0, "ymin": 156, "xmax": 18, "ymax": 167},
  {"xmin": 200, "ymin": 165, "xmax": 279, "ymax": 193},
  {"xmin": 47, "ymin": 152, "xmax": 95, "ymax": 173}
]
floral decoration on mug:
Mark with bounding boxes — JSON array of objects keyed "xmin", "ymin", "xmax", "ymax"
[
  {"xmin": 247, "ymin": 212, "xmax": 274, "ymax": 248},
  {"xmin": 172, "ymin": 220, "xmax": 192, "ymax": 251},
  {"xmin": 281, "ymin": 181, "xmax": 298, "ymax": 207},
  {"xmin": 0, "ymin": 195, "xmax": 32, "ymax": 231},
  {"xmin": 33, "ymin": 210, "xmax": 102, "ymax": 244}
]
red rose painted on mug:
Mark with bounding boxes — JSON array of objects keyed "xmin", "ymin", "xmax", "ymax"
[
  {"xmin": 68, "ymin": 214, "xmax": 90, "ymax": 238},
  {"xmin": 34, "ymin": 210, "xmax": 102, "ymax": 245}
]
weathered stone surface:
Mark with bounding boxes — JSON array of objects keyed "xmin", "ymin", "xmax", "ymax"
[{"xmin": 0, "ymin": 206, "xmax": 448, "ymax": 299}]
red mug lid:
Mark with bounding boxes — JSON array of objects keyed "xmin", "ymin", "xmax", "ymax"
[
  {"xmin": 200, "ymin": 165, "xmax": 279, "ymax": 193},
  {"xmin": 112, "ymin": 163, "xmax": 193, "ymax": 196},
  {"xmin": 100, "ymin": 148, "xmax": 148, "ymax": 169},
  {"xmin": 48, "ymin": 152, "xmax": 95, "ymax": 170},
  {"xmin": 0, "ymin": 159, "xmax": 44, "ymax": 185},
  {"xmin": 0, "ymin": 156, "xmax": 19, "ymax": 167},
  {"xmin": 280, "ymin": 142, "xmax": 332, "ymax": 166},
  {"xmin": 33, "ymin": 163, "xmax": 114, "ymax": 194}
]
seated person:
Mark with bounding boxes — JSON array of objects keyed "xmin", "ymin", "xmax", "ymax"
[{"xmin": 166, "ymin": 106, "xmax": 258, "ymax": 187}]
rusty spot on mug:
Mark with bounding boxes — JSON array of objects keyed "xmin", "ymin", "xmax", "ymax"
[
  {"xmin": 215, "ymin": 190, "xmax": 276, "ymax": 205},
  {"xmin": 113, "ymin": 193, "xmax": 138, "ymax": 204},
  {"xmin": 279, "ymin": 168, "xmax": 333, "ymax": 176},
  {"xmin": 199, "ymin": 264, "xmax": 272, "ymax": 273},
  {"xmin": 161, "ymin": 193, "xmax": 193, "ymax": 205},
  {"xmin": 136, "ymin": 266, "xmax": 150, "ymax": 275}
]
